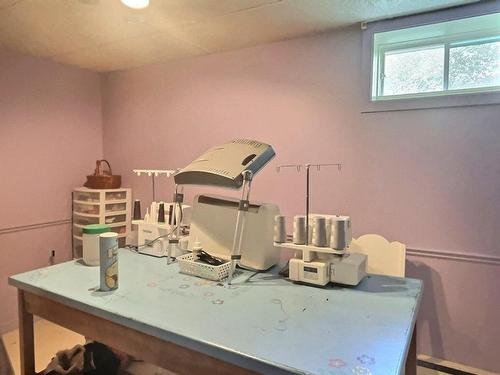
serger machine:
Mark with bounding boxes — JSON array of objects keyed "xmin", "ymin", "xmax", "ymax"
[
  {"xmin": 133, "ymin": 201, "xmax": 191, "ymax": 258},
  {"xmin": 276, "ymin": 215, "xmax": 367, "ymax": 286}
]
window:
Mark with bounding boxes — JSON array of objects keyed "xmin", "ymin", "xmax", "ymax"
[{"xmin": 371, "ymin": 12, "xmax": 500, "ymax": 101}]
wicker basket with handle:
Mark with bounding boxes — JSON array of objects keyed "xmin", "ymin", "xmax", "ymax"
[{"xmin": 84, "ymin": 160, "xmax": 121, "ymax": 189}]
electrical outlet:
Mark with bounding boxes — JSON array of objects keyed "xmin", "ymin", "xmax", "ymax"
[{"xmin": 49, "ymin": 250, "xmax": 56, "ymax": 265}]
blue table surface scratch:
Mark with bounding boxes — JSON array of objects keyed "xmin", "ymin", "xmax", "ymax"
[{"xmin": 9, "ymin": 250, "xmax": 422, "ymax": 375}]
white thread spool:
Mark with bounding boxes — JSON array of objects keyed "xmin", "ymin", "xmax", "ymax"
[
  {"xmin": 274, "ymin": 215, "xmax": 287, "ymax": 243},
  {"xmin": 312, "ymin": 216, "xmax": 328, "ymax": 247},
  {"xmin": 293, "ymin": 215, "xmax": 307, "ymax": 245},
  {"xmin": 330, "ymin": 216, "xmax": 352, "ymax": 250},
  {"xmin": 325, "ymin": 217, "xmax": 332, "ymax": 247}
]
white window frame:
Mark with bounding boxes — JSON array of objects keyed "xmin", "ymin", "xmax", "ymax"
[{"xmin": 361, "ymin": 2, "xmax": 500, "ymax": 113}]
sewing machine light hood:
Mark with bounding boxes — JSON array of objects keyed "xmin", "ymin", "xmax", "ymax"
[{"xmin": 174, "ymin": 139, "xmax": 275, "ymax": 188}]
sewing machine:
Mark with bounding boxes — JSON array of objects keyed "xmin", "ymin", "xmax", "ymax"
[{"xmin": 188, "ymin": 194, "xmax": 279, "ymax": 271}]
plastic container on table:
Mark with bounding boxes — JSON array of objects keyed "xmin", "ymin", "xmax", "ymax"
[{"xmin": 82, "ymin": 224, "xmax": 110, "ymax": 266}]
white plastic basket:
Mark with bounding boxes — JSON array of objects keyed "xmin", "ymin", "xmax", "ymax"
[{"xmin": 177, "ymin": 253, "xmax": 231, "ymax": 281}]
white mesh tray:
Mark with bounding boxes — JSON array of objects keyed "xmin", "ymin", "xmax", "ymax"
[{"xmin": 177, "ymin": 253, "xmax": 231, "ymax": 281}]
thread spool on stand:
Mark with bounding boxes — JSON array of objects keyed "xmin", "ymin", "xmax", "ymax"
[
  {"xmin": 293, "ymin": 215, "xmax": 307, "ymax": 245},
  {"xmin": 274, "ymin": 215, "xmax": 287, "ymax": 243},
  {"xmin": 157, "ymin": 203, "xmax": 165, "ymax": 223},
  {"xmin": 312, "ymin": 216, "xmax": 328, "ymax": 247},
  {"xmin": 133, "ymin": 200, "xmax": 141, "ymax": 220}
]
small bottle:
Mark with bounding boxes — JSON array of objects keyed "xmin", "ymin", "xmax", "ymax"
[{"xmin": 192, "ymin": 239, "xmax": 202, "ymax": 258}]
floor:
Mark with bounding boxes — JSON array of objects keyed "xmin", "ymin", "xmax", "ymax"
[
  {"xmin": 1, "ymin": 320, "xmax": 498, "ymax": 375},
  {"xmin": 0, "ymin": 337, "xmax": 13, "ymax": 375},
  {"xmin": 1, "ymin": 319, "xmax": 85, "ymax": 375},
  {"xmin": 1, "ymin": 320, "xmax": 173, "ymax": 375}
]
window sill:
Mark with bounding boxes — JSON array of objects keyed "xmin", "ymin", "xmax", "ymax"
[{"xmin": 361, "ymin": 90, "xmax": 500, "ymax": 113}]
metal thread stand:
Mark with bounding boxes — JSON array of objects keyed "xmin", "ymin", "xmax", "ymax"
[
  {"xmin": 226, "ymin": 170, "xmax": 253, "ymax": 286},
  {"xmin": 133, "ymin": 169, "xmax": 181, "ymax": 264},
  {"xmin": 276, "ymin": 163, "xmax": 341, "ymax": 245},
  {"xmin": 167, "ymin": 184, "xmax": 184, "ymax": 265},
  {"xmin": 133, "ymin": 169, "xmax": 177, "ymax": 202}
]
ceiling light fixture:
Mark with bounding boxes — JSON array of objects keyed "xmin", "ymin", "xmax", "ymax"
[{"xmin": 120, "ymin": 0, "xmax": 149, "ymax": 9}]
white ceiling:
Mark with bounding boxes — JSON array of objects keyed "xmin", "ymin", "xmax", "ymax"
[{"xmin": 0, "ymin": 0, "xmax": 478, "ymax": 72}]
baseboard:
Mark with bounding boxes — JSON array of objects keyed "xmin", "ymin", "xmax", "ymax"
[
  {"xmin": 417, "ymin": 355, "xmax": 500, "ymax": 375},
  {"xmin": 418, "ymin": 359, "xmax": 476, "ymax": 375}
]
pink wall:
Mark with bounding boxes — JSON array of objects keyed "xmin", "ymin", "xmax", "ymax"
[
  {"xmin": 101, "ymin": 26, "xmax": 500, "ymax": 371},
  {"xmin": 0, "ymin": 48, "xmax": 102, "ymax": 333}
]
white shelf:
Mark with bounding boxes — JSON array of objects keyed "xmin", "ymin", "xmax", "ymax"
[
  {"xmin": 104, "ymin": 221, "xmax": 127, "ymax": 227},
  {"xmin": 274, "ymin": 242, "xmax": 346, "ymax": 255},
  {"xmin": 74, "ymin": 199, "xmax": 129, "ymax": 205},
  {"xmin": 74, "ymin": 222, "xmax": 126, "ymax": 229},
  {"xmin": 74, "ymin": 187, "xmax": 129, "ymax": 193},
  {"xmin": 105, "ymin": 210, "xmax": 127, "ymax": 216},
  {"xmin": 75, "ymin": 210, "xmax": 128, "ymax": 217},
  {"xmin": 73, "ymin": 212, "xmax": 99, "ymax": 218},
  {"xmin": 72, "ymin": 187, "xmax": 131, "ymax": 259},
  {"xmin": 131, "ymin": 219, "xmax": 172, "ymax": 229},
  {"xmin": 74, "ymin": 233, "xmax": 126, "ymax": 239},
  {"xmin": 73, "ymin": 200, "xmax": 100, "ymax": 205},
  {"xmin": 105, "ymin": 199, "xmax": 128, "ymax": 204}
]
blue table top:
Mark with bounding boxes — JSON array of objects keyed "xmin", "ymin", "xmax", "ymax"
[{"xmin": 9, "ymin": 250, "xmax": 422, "ymax": 375}]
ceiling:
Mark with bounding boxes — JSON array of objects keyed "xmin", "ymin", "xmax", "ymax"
[{"xmin": 0, "ymin": 0, "xmax": 478, "ymax": 72}]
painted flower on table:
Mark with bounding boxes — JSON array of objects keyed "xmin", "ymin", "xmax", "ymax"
[
  {"xmin": 328, "ymin": 358, "xmax": 347, "ymax": 368},
  {"xmin": 357, "ymin": 354, "xmax": 375, "ymax": 365}
]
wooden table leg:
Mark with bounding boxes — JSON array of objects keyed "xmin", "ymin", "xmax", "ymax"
[
  {"xmin": 18, "ymin": 290, "xmax": 35, "ymax": 375},
  {"xmin": 405, "ymin": 323, "xmax": 417, "ymax": 375}
]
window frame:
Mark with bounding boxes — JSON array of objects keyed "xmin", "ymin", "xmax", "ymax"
[
  {"xmin": 361, "ymin": 2, "xmax": 500, "ymax": 113},
  {"xmin": 374, "ymin": 33, "xmax": 500, "ymax": 101}
]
